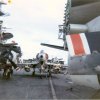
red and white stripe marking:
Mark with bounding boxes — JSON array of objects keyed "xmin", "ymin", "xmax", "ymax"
[{"xmin": 66, "ymin": 33, "xmax": 91, "ymax": 56}]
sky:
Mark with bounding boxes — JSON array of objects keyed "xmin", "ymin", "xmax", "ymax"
[{"xmin": 1, "ymin": 0, "xmax": 68, "ymax": 63}]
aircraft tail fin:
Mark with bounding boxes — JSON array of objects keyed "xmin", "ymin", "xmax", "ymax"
[{"xmin": 66, "ymin": 32, "xmax": 100, "ymax": 57}]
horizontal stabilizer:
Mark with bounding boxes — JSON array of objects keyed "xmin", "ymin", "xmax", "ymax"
[
  {"xmin": 70, "ymin": 1, "xmax": 100, "ymax": 24},
  {"xmin": 41, "ymin": 43, "xmax": 68, "ymax": 51},
  {"xmin": 72, "ymin": 0, "xmax": 100, "ymax": 7}
]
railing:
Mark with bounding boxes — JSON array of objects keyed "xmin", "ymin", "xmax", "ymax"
[{"xmin": 58, "ymin": 0, "xmax": 71, "ymax": 40}]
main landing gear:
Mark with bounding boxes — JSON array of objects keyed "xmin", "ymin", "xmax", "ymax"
[{"xmin": 3, "ymin": 68, "xmax": 13, "ymax": 79}]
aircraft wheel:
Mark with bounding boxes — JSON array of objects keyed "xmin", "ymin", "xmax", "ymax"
[
  {"xmin": 49, "ymin": 72, "xmax": 51, "ymax": 77},
  {"xmin": 40, "ymin": 76, "xmax": 42, "ymax": 79},
  {"xmin": 48, "ymin": 70, "xmax": 51, "ymax": 77},
  {"xmin": 39, "ymin": 69, "xmax": 42, "ymax": 79},
  {"xmin": 48, "ymin": 66, "xmax": 51, "ymax": 77},
  {"xmin": 55, "ymin": 69, "xmax": 60, "ymax": 74},
  {"xmin": 3, "ymin": 69, "xmax": 12, "ymax": 79},
  {"xmin": 97, "ymin": 74, "xmax": 100, "ymax": 84},
  {"xmin": 24, "ymin": 68, "xmax": 30, "ymax": 72},
  {"xmin": 32, "ymin": 71, "xmax": 35, "ymax": 76},
  {"xmin": 10, "ymin": 69, "xmax": 13, "ymax": 75}
]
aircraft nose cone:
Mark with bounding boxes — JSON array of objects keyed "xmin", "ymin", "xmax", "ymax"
[{"xmin": 40, "ymin": 55, "xmax": 43, "ymax": 58}]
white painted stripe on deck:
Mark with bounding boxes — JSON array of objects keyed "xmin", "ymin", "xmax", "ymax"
[{"xmin": 49, "ymin": 77, "xmax": 57, "ymax": 100}]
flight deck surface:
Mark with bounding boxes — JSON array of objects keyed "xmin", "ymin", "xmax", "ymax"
[{"xmin": 0, "ymin": 70, "xmax": 100, "ymax": 99}]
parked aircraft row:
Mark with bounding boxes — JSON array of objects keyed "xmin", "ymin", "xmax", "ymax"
[{"xmin": 17, "ymin": 50, "xmax": 64, "ymax": 78}]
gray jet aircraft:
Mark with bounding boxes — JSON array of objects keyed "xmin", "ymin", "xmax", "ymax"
[
  {"xmin": 41, "ymin": 0, "xmax": 100, "ymax": 89},
  {"xmin": 20, "ymin": 50, "xmax": 63, "ymax": 78}
]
